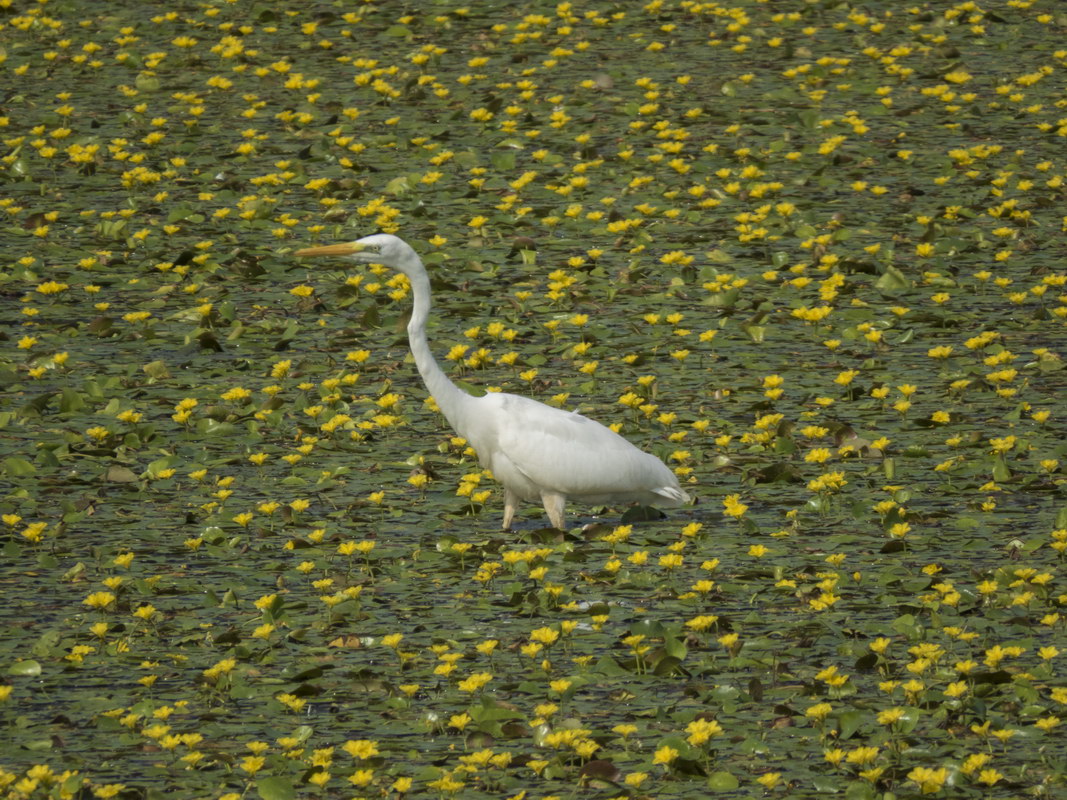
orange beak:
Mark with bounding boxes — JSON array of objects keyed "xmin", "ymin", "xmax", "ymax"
[{"xmin": 294, "ymin": 242, "xmax": 365, "ymax": 258}]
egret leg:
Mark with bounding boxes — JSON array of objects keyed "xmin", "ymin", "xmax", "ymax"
[
  {"xmin": 541, "ymin": 491, "xmax": 566, "ymax": 530},
  {"xmin": 502, "ymin": 489, "xmax": 519, "ymax": 530}
]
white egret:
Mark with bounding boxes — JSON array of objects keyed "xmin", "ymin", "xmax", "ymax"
[{"xmin": 295, "ymin": 233, "xmax": 690, "ymax": 529}]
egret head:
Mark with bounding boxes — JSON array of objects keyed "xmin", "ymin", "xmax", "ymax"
[{"xmin": 295, "ymin": 233, "xmax": 419, "ymax": 275}]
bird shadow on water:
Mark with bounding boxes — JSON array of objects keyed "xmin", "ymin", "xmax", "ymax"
[{"xmin": 502, "ymin": 503, "xmax": 701, "ymax": 539}]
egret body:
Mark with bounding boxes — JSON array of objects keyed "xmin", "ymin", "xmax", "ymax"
[{"xmin": 296, "ymin": 233, "xmax": 690, "ymax": 529}]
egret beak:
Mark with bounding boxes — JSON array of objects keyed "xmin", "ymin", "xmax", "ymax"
[{"xmin": 294, "ymin": 242, "xmax": 365, "ymax": 258}]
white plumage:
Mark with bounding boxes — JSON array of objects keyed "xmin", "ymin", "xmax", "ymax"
[{"xmin": 296, "ymin": 233, "xmax": 690, "ymax": 529}]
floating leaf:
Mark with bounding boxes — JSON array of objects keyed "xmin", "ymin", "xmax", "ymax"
[
  {"xmin": 3, "ymin": 457, "xmax": 35, "ymax": 477},
  {"xmin": 256, "ymin": 777, "xmax": 295, "ymax": 800},
  {"xmin": 8, "ymin": 660, "xmax": 42, "ymax": 677}
]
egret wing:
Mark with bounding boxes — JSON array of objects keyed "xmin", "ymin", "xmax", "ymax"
[{"xmin": 486, "ymin": 393, "xmax": 675, "ymax": 499}]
